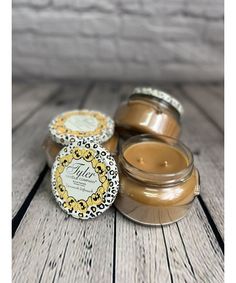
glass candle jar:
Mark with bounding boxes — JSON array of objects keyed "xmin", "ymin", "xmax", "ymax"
[
  {"xmin": 114, "ymin": 87, "xmax": 183, "ymax": 139},
  {"xmin": 42, "ymin": 133, "xmax": 119, "ymax": 168},
  {"xmin": 114, "ymin": 134, "xmax": 200, "ymax": 225},
  {"xmin": 42, "ymin": 109, "xmax": 118, "ymax": 167}
]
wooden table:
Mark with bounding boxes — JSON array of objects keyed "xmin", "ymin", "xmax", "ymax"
[{"xmin": 12, "ymin": 81, "xmax": 224, "ymax": 283}]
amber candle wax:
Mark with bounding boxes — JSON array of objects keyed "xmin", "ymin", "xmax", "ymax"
[
  {"xmin": 115, "ymin": 88, "xmax": 184, "ymax": 139},
  {"xmin": 114, "ymin": 135, "xmax": 200, "ymax": 226},
  {"xmin": 124, "ymin": 141, "xmax": 188, "ymax": 174}
]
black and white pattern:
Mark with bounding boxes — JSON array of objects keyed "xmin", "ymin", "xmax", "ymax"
[
  {"xmin": 49, "ymin": 109, "xmax": 114, "ymax": 146},
  {"xmin": 51, "ymin": 140, "xmax": 119, "ymax": 220},
  {"xmin": 132, "ymin": 87, "xmax": 184, "ymax": 116}
]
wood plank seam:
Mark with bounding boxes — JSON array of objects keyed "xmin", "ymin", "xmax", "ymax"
[
  {"xmin": 178, "ymin": 84, "xmax": 224, "ymax": 135},
  {"xmin": 175, "ymin": 223, "xmax": 196, "ymax": 279},
  {"xmin": 12, "ymin": 82, "xmax": 224, "ymax": 282},
  {"xmin": 197, "ymin": 196, "xmax": 224, "ymax": 253},
  {"xmin": 114, "ymin": 83, "xmax": 223, "ymax": 283},
  {"xmin": 161, "ymin": 226, "xmax": 174, "ymax": 283},
  {"xmin": 12, "ymin": 164, "xmax": 49, "ymax": 237},
  {"xmin": 12, "ymin": 85, "xmax": 63, "ymax": 133},
  {"xmin": 177, "ymin": 84, "xmax": 224, "ymax": 247},
  {"xmin": 12, "ymin": 83, "xmax": 94, "ymax": 234},
  {"xmin": 112, "ymin": 85, "xmax": 132, "ymax": 283},
  {"xmin": 169, "ymin": 84, "xmax": 224, "ymax": 244},
  {"xmin": 78, "ymin": 82, "xmax": 95, "ymax": 108},
  {"xmin": 12, "ymin": 84, "xmax": 35, "ymax": 99},
  {"xmin": 175, "ymin": 84, "xmax": 224, "ymax": 249}
]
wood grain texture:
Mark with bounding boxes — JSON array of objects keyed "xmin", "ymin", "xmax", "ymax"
[
  {"xmin": 161, "ymin": 84, "xmax": 224, "ymax": 238},
  {"xmin": 12, "ymin": 83, "xmax": 89, "ymax": 217},
  {"xmin": 12, "ymin": 82, "xmax": 224, "ymax": 283},
  {"xmin": 12, "ymin": 83, "xmax": 60, "ymax": 130},
  {"xmin": 12, "ymin": 82, "xmax": 34, "ymax": 99},
  {"xmin": 163, "ymin": 200, "xmax": 223, "ymax": 283},
  {"xmin": 114, "ymin": 83, "xmax": 224, "ymax": 283},
  {"xmin": 83, "ymin": 82, "xmax": 122, "ymax": 116},
  {"xmin": 115, "ymin": 199, "xmax": 224, "ymax": 283},
  {"xmin": 13, "ymin": 174, "xmax": 115, "ymax": 283},
  {"xmin": 181, "ymin": 83, "xmax": 224, "ymax": 131},
  {"xmin": 115, "ymin": 212, "xmax": 172, "ymax": 283},
  {"xmin": 209, "ymin": 83, "xmax": 224, "ymax": 100},
  {"xmin": 13, "ymin": 83, "xmax": 125, "ymax": 283}
]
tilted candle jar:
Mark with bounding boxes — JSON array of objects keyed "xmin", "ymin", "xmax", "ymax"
[
  {"xmin": 42, "ymin": 133, "xmax": 119, "ymax": 168},
  {"xmin": 42, "ymin": 109, "xmax": 118, "ymax": 167},
  {"xmin": 114, "ymin": 87, "xmax": 183, "ymax": 139},
  {"xmin": 114, "ymin": 134, "xmax": 200, "ymax": 225}
]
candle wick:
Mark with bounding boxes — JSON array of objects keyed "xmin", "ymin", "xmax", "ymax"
[
  {"xmin": 137, "ymin": 157, "xmax": 144, "ymax": 164},
  {"xmin": 162, "ymin": 161, "xmax": 168, "ymax": 167}
]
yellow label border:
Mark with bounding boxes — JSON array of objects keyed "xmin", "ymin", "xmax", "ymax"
[{"xmin": 54, "ymin": 147, "xmax": 109, "ymax": 215}]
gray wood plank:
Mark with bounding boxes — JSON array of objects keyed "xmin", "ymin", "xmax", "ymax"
[
  {"xmin": 181, "ymin": 84, "xmax": 224, "ymax": 131},
  {"xmin": 209, "ymin": 83, "xmax": 224, "ymax": 100},
  {"xmin": 163, "ymin": 200, "xmax": 224, "ymax": 283},
  {"xmin": 12, "ymin": 82, "xmax": 33, "ymax": 99},
  {"xmin": 13, "ymin": 174, "xmax": 115, "ymax": 283},
  {"xmin": 116, "ymin": 199, "xmax": 223, "ymax": 283},
  {"xmin": 12, "ymin": 83, "xmax": 89, "ymax": 217},
  {"xmin": 12, "ymin": 83, "xmax": 60, "ymax": 130},
  {"xmin": 13, "ymin": 83, "xmax": 124, "ymax": 283},
  {"xmin": 84, "ymin": 82, "xmax": 121, "ymax": 116},
  {"xmin": 115, "ymin": 212, "xmax": 172, "ymax": 282},
  {"xmin": 13, "ymin": 82, "xmax": 224, "ymax": 283},
  {"xmin": 161, "ymin": 84, "xmax": 224, "ymax": 238}
]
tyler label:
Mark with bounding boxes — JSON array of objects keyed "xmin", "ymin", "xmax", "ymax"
[
  {"xmin": 61, "ymin": 158, "xmax": 101, "ymax": 201},
  {"xmin": 64, "ymin": 114, "xmax": 98, "ymax": 132},
  {"xmin": 52, "ymin": 143, "xmax": 119, "ymax": 219},
  {"xmin": 53, "ymin": 147, "xmax": 110, "ymax": 216}
]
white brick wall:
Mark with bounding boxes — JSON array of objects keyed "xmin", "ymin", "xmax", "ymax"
[{"xmin": 12, "ymin": 0, "xmax": 223, "ymax": 82}]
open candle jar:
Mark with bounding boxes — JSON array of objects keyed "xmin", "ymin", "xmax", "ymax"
[
  {"xmin": 114, "ymin": 134, "xmax": 200, "ymax": 225},
  {"xmin": 115, "ymin": 87, "xmax": 183, "ymax": 139}
]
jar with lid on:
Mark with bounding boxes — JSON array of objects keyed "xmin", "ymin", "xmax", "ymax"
[
  {"xmin": 114, "ymin": 134, "xmax": 200, "ymax": 225},
  {"xmin": 42, "ymin": 109, "xmax": 118, "ymax": 167},
  {"xmin": 115, "ymin": 87, "xmax": 184, "ymax": 139}
]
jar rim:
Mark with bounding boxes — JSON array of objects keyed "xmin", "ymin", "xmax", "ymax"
[
  {"xmin": 120, "ymin": 134, "xmax": 194, "ymax": 185},
  {"xmin": 131, "ymin": 87, "xmax": 184, "ymax": 116},
  {"xmin": 129, "ymin": 93, "xmax": 181, "ymax": 122}
]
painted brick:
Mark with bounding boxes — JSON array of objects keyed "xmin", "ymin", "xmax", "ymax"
[{"xmin": 12, "ymin": 0, "xmax": 223, "ymax": 81}]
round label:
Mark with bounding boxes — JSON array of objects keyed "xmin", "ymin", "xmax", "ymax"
[
  {"xmin": 49, "ymin": 110, "xmax": 114, "ymax": 145},
  {"xmin": 64, "ymin": 114, "xmax": 98, "ymax": 132},
  {"xmin": 51, "ymin": 140, "xmax": 119, "ymax": 219}
]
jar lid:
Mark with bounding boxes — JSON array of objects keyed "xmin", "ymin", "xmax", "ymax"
[
  {"xmin": 51, "ymin": 140, "xmax": 119, "ymax": 219},
  {"xmin": 49, "ymin": 110, "xmax": 114, "ymax": 145},
  {"xmin": 132, "ymin": 87, "xmax": 184, "ymax": 116}
]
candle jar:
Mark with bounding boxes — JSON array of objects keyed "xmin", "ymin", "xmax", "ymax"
[
  {"xmin": 114, "ymin": 87, "xmax": 184, "ymax": 139},
  {"xmin": 114, "ymin": 135, "xmax": 200, "ymax": 225},
  {"xmin": 42, "ymin": 133, "xmax": 119, "ymax": 168},
  {"xmin": 42, "ymin": 109, "xmax": 118, "ymax": 167}
]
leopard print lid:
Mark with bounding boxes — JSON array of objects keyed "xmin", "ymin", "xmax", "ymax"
[
  {"xmin": 51, "ymin": 139, "xmax": 119, "ymax": 220},
  {"xmin": 131, "ymin": 87, "xmax": 184, "ymax": 116},
  {"xmin": 49, "ymin": 109, "xmax": 114, "ymax": 146}
]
